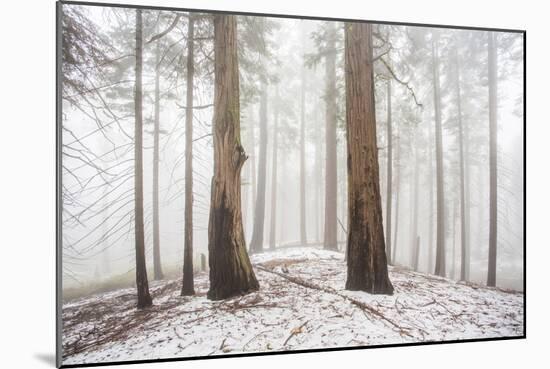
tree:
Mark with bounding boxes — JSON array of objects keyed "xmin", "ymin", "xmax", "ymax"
[
  {"xmin": 432, "ymin": 31, "xmax": 446, "ymax": 278},
  {"xmin": 487, "ymin": 31, "xmax": 498, "ymax": 287},
  {"xmin": 133, "ymin": 9, "xmax": 152, "ymax": 309},
  {"xmin": 453, "ymin": 43, "xmax": 469, "ymax": 282},
  {"xmin": 207, "ymin": 14, "xmax": 259, "ymax": 300},
  {"xmin": 324, "ymin": 23, "xmax": 338, "ymax": 251},
  {"xmin": 344, "ymin": 22, "xmax": 393, "ymax": 295},
  {"xmin": 385, "ymin": 79, "xmax": 393, "ymax": 263},
  {"xmin": 181, "ymin": 14, "xmax": 196, "ymax": 296},
  {"xmin": 249, "ymin": 80, "xmax": 268, "ymax": 253},
  {"xmin": 152, "ymin": 25, "xmax": 164, "ymax": 281},
  {"xmin": 299, "ymin": 25, "xmax": 308, "ymax": 246},
  {"xmin": 269, "ymin": 84, "xmax": 280, "ymax": 250}
]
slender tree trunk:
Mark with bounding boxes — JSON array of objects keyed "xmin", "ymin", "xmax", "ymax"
[
  {"xmin": 464, "ymin": 107, "xmax": 471, "ymax": 280},
  {"xmin": 152, "ymin": 31, "xmax": 164, "ymax": 281},
  {"xmin": 324, "ymin": 25, "xmax": 338, "ymax": 251},
  {"xmin": 248, "ymin": 106, "xmax": 256, "ymax": 241},
  {"xmin": 487, "ymin": 32, "xmax": 498, "ymax": 287},
  {"xmin": 385, "ymin": 79, "xmax": 393, "ymax": 264},
  {"xmin": 299, "ymin": 29, "xmax": 307, "ymax": 246},
  {"xmin": 454, "ymin": 47, "xmax": 469, "ymax": 282},
  {"xmin": 411, "ymin": 130, "xmax": 420, "ymax": 270},
  {"xmin": 315, "ymin": 107, "xmax": 322, "ymax": 243},
  {"xmin": 392, "ymin": 132, "xmax": 400, "ymax": 263},
  {"xmin": 182, "ymin": 15, "xmax": 195, "ymax": 296},
  {"xmin": 207, "ymin": 15, "xmax": 259, "ymax": 300},
  {"xmin": 269, "ymin": 85, "xmax": 279, "ymax": 250},
  {"xmin": 427, "ymin": 114, "xmax": 434, "ymax": 273},
  {"xmin": 344, "ymin": 22, "xmax": 393, "ymax": 295},
  {"xmin": 250, "ymin": 81, "xmax": 268, "ymax": 253},
  {"xmin": 134, "ymin": 9, "xmax": 152, "ymax": 309},
  {"xmin": 432, "ymin": 32, "xmax": 446, "ymax": 277}
]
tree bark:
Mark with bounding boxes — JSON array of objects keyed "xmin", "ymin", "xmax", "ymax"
[
  {"xmin": 152, "ymin": 27, "xmax": 164, "ymax": 281},
  {"xmin": 487, "ymin": 32, "xmax": 498, "ymax": 287},
  {"xmin": 250, "ymin": 81, "xmax": 268, "ymax": 253},
  {"xmin": 432, "ymin": 32, "xmax": 446, "ymax": 277},
  {"xmin": 134, "ymin": 9, "xmax": 152, "ymax": 309},
  {"xmin": 385, "ymin": 79, "xmax": 393, "ymax": 264},
  {"xmin": 269, "ymin": 85, "xmax": 279, "ymax": 250},
  {"xmin": 324, "ymin": 25, "xmax": 338, "ymax": 251},
  {"xmin": 344, "ymin": 22, "xmax": 393, "ymax": 295},
  {"xmin": 207, "ymin": 14, "xmax": 259, "ymax": 300},
  {"xmin": 182, "ymin": 15, "xmax": 195, "ymax": 296}
]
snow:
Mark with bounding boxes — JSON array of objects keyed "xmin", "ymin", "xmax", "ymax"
[{"xmin": 62, "ymin": 247, "xmax": 524, "ymax": 365}]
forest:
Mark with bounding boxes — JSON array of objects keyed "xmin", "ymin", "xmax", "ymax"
[{"xmin": 59, "ymin": 3, "xmax": 524, "ymax": 365}]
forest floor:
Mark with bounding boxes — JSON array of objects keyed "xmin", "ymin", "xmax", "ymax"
[{"xmin": 62, "ymin": 247, "xmax": 524, "ymax": 365}]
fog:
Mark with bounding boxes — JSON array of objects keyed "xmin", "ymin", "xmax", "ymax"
[{"xmin": 61, "ymin": 5, "xmax": 524, "ymax": 295}]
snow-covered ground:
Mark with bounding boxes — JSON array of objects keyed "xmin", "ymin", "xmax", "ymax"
[{"xmin": 62, "ymin": 247, "xmax": 524, "ymax": 366}]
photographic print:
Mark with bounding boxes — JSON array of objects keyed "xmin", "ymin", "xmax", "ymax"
[{"xmin": 57, "ymin": 1, "xmax": 525, "ymax": 366}]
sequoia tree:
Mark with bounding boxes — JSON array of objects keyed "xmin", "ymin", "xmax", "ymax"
[
  {"xmin": 134, "ymin": 9, "xmax": 152, "ymax": 309},
  {"xmin": 207, "ymin": 14, "xmax": 259, "ymax": 300},
  {"xmin": 344, "ymin": 22, "xmax": 393, "ymax": 295}
]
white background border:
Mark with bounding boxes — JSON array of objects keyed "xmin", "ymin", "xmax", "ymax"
[{"xmin": 0, "ymin": 0, "xmax": 542, "ymax": 368}]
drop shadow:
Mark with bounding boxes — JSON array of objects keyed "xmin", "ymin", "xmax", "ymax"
[{"xmin": 34, "ymin": 353, "xmax": 56, "ymax": 367}]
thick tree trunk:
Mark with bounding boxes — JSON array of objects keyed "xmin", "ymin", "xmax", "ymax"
[
  {"xmin": 432, "ymin": 32, "xmax": 446, "ymax": 278},
  {"xmin": 454, "ymin": 47, "xmax": 469, "ymax": 282},
  {"xmin": 152, "ymin": 31, "xmax": 164, "ymax": 281},
  {"xmin": 182, "ymin": 15, "xmax": 195, "ymax": 296},
  {"xmin": 324, "ymin": 26, "xmax": 338, "ymax": 251},
  {"xmin": 344, "ymin": 23, "xmax": 393, "ymax": 295},
  {"xmin": 487, "ymin": 32, "xmax": 498, "ymax": 287},
  {"xmin": 134, "ymin": 9, "xmax": 152, "ymax": 309},
  {"xmin": 269, "ymin": 86, "xmax": 279, "ymax": 250},
  {"xmin": 250, "ymin": 81, "xmax": 268, "ymax": 253},
  {"xmin": 207, "ymin": 15, "xmax": 259, "ymax": 300},
  {"xmin": 385, "ymin": 79, "xmax": 393, "ymax": 264}
]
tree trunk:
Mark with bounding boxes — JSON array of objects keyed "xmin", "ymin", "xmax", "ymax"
[
  {"xmin": 315, "ymin": 107, "xmax": 322, "ymax": 243},
  {"xmin": 182, "ymin": 15, "xmax": 195, "ymax": 296},
  {"xmin": 385, "ymin": 79, "xmax": 393, "ymax": 264},
  {"xmin": 454, "ymin": 46, "xmax": 469, "ymax": 282},
  {"xmin": 249, "ymin": 81, "xmax": 268, "ymax": 253},
  {"xmin": 207, "ymin": 14, "xmax": 259, "ymax": 300},
  {"xmin": 427, "ymin": 112, "xmax": 434, "ymax": 273},
  {"xmin": 344, "ymin": 22, "xmax": 393, "ymax": 295},
  {"xmin": 410, "ymin": 130, "xmax": 420, "ymax": 270},
  {"xmin": 269, "ymin": 85, "xmax": 279, "ymax": 250},
  {"xmin": 432, "ymin": 32, "xmax": 446, "ymax": 277},
  {"xmin": 134, "ymin": 9, "xmax": 152, "ymax": 309},
  {"xmin": 487, "ymin": 32, "xmax": 498, "ymax": 287},
  {"xmin": 152, "ymin": 29, "xmax": 164, "ymax": 281},
  {"xmin": 299, "ymin": 28, "xmax": 307, "ymax": 246},
  {"xmin": 324, "ymin": 25, "xmax": 338, "ymax": 251},
  {"xmin": 248, "ymin": 106, "xmax": 256, "ymax": 241},
  {"xmin": 392, "ymin": 132, "xmax": 400, "ymax": 263}
]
